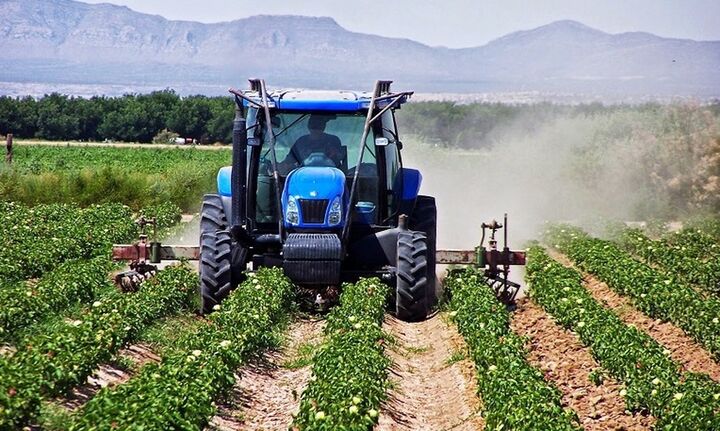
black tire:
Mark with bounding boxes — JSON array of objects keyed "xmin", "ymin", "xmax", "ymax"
[
  {"xmin": 200, "ymin": 194, "xmax": 228, "ymax": 236},
  {"xmin": 396, "ymin": 230, "xmax": 429, "ymax": 322},
  {"xmin": 200, "ymin": 230, "xmax": 233, "ymax": 314},
  {"xmin": 409, "ymin": 196, "xmax": 437, "ymax": 310}
]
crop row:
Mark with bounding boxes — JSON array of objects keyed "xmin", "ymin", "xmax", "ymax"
[
  {"xmin": 613, "ymin": 227, "xmax": 720, "ymax": 294},
  {"xmin": 0, "ymin": 201, "xmax": 181, "ymax": 284},
  {"xmin": 545, "ymin": 225, "xmax": 720, "ymax": 360},
  {"xmin": 293, "ymin": 278, "xmax": 390, "ymax": 430},
  {"xmin": 445, "ymin": 267, "xmax": 581, "ymax": 430},
  {"xmin": 526, "ymin": 245, "xmax": 720, "ymax": 429},
  {"xmin": 0, "ymin": 258, "xmax": 110, "ymax": 342},
  {"xmin": 69, "ymin": 268, "xmax": 293, "ymax": 430},
  {"xmin": 0, "ymin": 265, "xmax": 197, "ymax": 428}
]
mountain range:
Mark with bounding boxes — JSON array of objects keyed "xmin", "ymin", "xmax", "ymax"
[{"xmin": 0, "ymin": 0, "xmax": 718, "ymax": 97}]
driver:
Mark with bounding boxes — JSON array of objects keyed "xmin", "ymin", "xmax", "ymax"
[{"xmin": 280, "ymin": 114, "xmax": 342, "ymax": 172}]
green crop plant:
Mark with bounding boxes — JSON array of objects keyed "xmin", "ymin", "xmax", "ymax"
[
  {"xmin": 545, "ymin": 225, "xmax": 720, "ymax": 360},
  {"xmin": 445, "ymin": 267, "xmax": 581, "ymax": 431},
  {"xmin": 526, "ymin": 245, "xmax": 720, "ymax": 429},
  {"xmin": 69, "ymin": 268, "xmax": 293, "ymax": 430},
  {"xmin": 0, "ymin": 265, "xmax": 197, "ymax": 428},
  {"xmin": 293, "ymin": 278, "xmax": 390, "ymax": 430}
]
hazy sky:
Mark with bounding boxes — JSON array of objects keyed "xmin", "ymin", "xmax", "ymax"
[{"xmin": 81, "ymin": 0, "xmax": 720, "ymax": 48}]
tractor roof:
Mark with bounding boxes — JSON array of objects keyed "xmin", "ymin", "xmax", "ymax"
[{"xmin": 240, "ymin": 89, "xmax": 411, "ymax": 112}]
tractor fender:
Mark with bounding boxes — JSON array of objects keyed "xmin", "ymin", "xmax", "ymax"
[{"xmin": 216, "ymin": 166, "xmax": 233, "ymax": 222}]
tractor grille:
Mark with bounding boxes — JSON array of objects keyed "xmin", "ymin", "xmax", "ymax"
[{"xmin": 299, "ymin": 199, "xmax": 328, "ymax": 224}]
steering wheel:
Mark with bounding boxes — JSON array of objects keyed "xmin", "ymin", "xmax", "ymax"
[{"xmin": 302, "ymin": 152, "xmax": 336, "ymax": 167}]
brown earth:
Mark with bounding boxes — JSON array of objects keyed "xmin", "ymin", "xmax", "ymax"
[
  {"xmin": 511, "ymin": 298, "xmax": 654, "ymax": 431},
  {"xmin": 206, "ymin": 317, "xmax": 325, "ymax": 431},
  {"xmin": 376, "ymin": 314, "xmax": 483, "ymax": 431},
  {"xmin": 549, "ymin": 249, "xmax": 720, "ymax": 381}
]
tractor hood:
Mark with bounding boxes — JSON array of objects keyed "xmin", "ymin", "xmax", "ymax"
[{"xmin": 282, "ymin": 167, "xmax": 346, "ymax": 228}]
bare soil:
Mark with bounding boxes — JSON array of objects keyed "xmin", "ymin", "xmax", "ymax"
[
  {"xmin": 58, "ymin": 343, "xmax": 160, "ymax": 410},
  {"xmin": 206, "ymin": 317, "xmax": 325, "ymax": 431},
  {"xmin": 376, "ymin": 314, "xmax": 483, "ymax": 431},
  {"xmin": 549, "ymin": 249, "xmax": 720, "ymax": 381},
  {"xmin": 511, "ymin": 298, "xmax": 654, "ymax": 430}
]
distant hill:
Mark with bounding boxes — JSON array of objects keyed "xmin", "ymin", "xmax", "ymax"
[{"xmin": 0, "ymin": 0, "xmax": 718, "ymax": 96}]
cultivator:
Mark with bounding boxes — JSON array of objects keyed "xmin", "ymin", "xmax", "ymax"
[{"xmin": 112, "ymin": 214, "xmax": 525, "ymax": 304}]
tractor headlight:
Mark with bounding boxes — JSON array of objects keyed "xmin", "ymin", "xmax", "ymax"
[
  {"xmin": 286, "ymin": 197, "xmax": 299, "ymax": 225},
  {"xmin": 328, "ymin": 197, "xmax": 342, "ymax": 225}
]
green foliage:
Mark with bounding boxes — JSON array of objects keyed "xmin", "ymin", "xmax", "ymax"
[
  {"xmin": 1, "ymin": 145, "xmax": 230, "ymax": 211},
  {"xmin": 526, "ymin": 246, "xmax": 720, "ymax": 428},
  {"xmin": 545, "ymin": 225, "xmax": 720, "ymax": 361},
  {"xmin": 293, "ymin": 278, "xmax": 390, "ymax": 430},
  {"xmin": 445, "ymin": 267, "xmax": 581, "ymax": 431},
  {"xmin": 0, "ymin": 258, "xmax": 110, "ymax": 342},
  {"xmin": 613, "ymin": 227, "xmax": 720, "ymax": 295},
  {"xmin": 0, "ymin": 91, "xmax": 233, "ymax": 143},
  {"xmin": 69, "ymin": 268, "xmax": 293, "ymax": 430},
  {"xmin": 0, "ymin": 265, "xmax": 198, "ymax": 428},
  {"xmin": 0, "ymin": 202, "xmax": 136, "ymax": 283}
]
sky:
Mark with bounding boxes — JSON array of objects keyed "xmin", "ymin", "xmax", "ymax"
[{"xmin": 80, "ymin": 0, "xmax": 720, "ymax": 48}]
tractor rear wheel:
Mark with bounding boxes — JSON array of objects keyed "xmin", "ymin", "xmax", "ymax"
[
  {"xmin": 200, "ymin": 230, "xmax": 233, "ymax": 314},
  {"xmin": 395, "ymin": 230, "xmax": 429, "ymax": 322},
  {"xmin": 409, "ymin": 195, "xmax": 437, "ymax": 310}
]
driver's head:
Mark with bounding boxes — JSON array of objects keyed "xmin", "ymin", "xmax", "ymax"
[{"xmin": 308, "ymin": 115, "xmax": 330, "ymax": 133}]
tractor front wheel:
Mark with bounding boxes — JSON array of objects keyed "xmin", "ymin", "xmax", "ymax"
[{"xmin": 395, "ymin": 230, "xmax": 429, "ymax": 322}]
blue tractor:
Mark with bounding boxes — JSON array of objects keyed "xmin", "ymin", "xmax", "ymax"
[
  {"xmin": 112, "ymin": 79, "xmax": 526, "ymax": 321},
  {"xmin": 200, "ymin": 79, "xmax": 436, "ymax": 321}
]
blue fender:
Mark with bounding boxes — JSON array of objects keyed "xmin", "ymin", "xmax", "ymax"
[{"xmin": 217, "ymin": 166, "xmax": 232, "ymax": 197}]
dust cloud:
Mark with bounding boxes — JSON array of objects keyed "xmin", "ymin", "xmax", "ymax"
[{"xmin": 402, "ymin": 113, "xmax": 660, "ymax": 249}]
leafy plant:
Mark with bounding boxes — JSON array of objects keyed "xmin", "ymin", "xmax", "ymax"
[
  {"xmin": 445, "ymin": 267, "xmax": 581, "ymax": 431},
  {"xmin": 293, "ymin": 278, "xmax": 390, "ymax": 430},
  {"xmin": 525, "ymin": 245, "xmax": 720, "ymax": 429},
  {"xmin": 0, "ymin": 265, "xmax": 198, "ymax": 428},
  {"xmin": 69, "ymin": 268, "xmax": 293, "ymax": 430}
]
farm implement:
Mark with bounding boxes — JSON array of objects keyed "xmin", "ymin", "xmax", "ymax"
[{"xmin": 112, "ymin": 79, "xmax": 525, "ymax": 320}]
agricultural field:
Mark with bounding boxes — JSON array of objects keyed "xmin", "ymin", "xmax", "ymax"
[{"xmin": 2, "ymin": 138, "xmax": 720, "ymax": 430}]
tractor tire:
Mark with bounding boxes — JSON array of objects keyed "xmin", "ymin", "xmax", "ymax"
[
  {"xmin": 409, "ymin": 195, "xmax": 438, "ymax": 310},
  {"xmin": 200, "ymin": 229, "xmax": 233, "ymax": 314},
  {"xmin": 395, "ymin": 230, "xmax": 429, "ymax": 322},
  {"xmin": 200, "ymin": 194, "xmax": 228, "ymax": 236}
]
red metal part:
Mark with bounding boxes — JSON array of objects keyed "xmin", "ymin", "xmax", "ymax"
[
  {"xmin": 112, "ymin": 244, "xmax": 200, "ymax": 261},
  {"xmin": 436, "ymin": 249, "xmax": 526, "ymax": 265}
]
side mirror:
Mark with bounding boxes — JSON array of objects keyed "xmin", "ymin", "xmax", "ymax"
[
  {"xmin": 400, "ymin": 168, "xmax": 422, "ymax": 200},
  {"xmin": 375, "ymin": 137, "xmax": 389, "ymax": 147}
]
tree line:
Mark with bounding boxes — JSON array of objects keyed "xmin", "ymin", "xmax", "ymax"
[
  {"xmin": 1, "ymin": 91, "xmax": 718, "ymax": 147},
  {"xmin": 0, "ymin": 91, "xmax": 234, "ymax": 143}
]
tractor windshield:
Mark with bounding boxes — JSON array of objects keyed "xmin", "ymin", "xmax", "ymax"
[{"xmin": 255, "ymin": 111, "xmax": 379, "ymax": 224}]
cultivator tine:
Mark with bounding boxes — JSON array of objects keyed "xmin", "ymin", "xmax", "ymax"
[
  {"xmin": 484, "ymin": 274, "xmax": 521, "ymax": 305},
  {"xmin": 114, "ymin": 262, "xmax": 158, "ymax": 292}
]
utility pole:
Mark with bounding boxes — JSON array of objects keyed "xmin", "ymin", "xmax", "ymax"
[{"xmin": 5, "ymin": 134, "xmax": 12, "ymax": 165}]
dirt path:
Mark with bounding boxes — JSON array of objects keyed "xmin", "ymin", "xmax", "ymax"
[
  {"xmin": 56, "ymin": 343, "xmax": 160, "ymax": 410},
  {"xmin": 549, "ymin": 249, "xmax": 720, "ymax": 381},
  {"xmin": 511, "ymin": 299, "xmax": 654, "ymax": 430},
  {"xmin": 206, "ymin": 317, "xmax": 325, "ymax": 431},
  {"xmin": 376, "ymin": 314, "xmax": 483, "ymax": 431}
]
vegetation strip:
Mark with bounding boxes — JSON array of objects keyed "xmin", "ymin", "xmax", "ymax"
[
  {"xmin": 546, "ymin": 225, "xmax": 720, "ymax": 361},
  {"xmin": 526, "ymin": 245, "xmax": 720, "ymax": 429},
  {"xmin": 510, "ymin": 298, "xmax": 654, "ymax": 430},
  {"xmin": 0, "ymin": 265, "xmax": 197, "ymax": 428},
  {"xmin": 293, "ymin": 278, "xmax": 390, "ymax": 430},
  {"xmin": 0, "ymin": 201, "xmax": 181, "ymax": 286},
  {"xmin": 69, "ymin": 268, "xmax": 293, "ymax": 430},
  {"xmin": 613, "ymin": 227, "xmax": 720, "ymax": 295},
  {"xmin": 445, "ymin": 267, "xmax": 581, "ymax": 430},
  {"xmin": 0, "ymin": 258, "xmax": 109, "ymax": 342}
]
